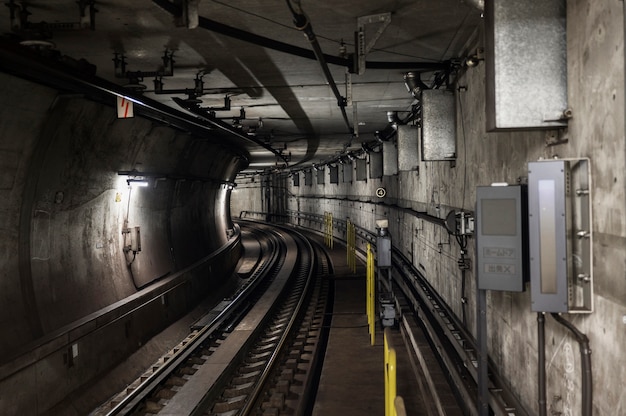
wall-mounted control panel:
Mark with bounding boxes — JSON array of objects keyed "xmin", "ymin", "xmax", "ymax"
[
  {"xmin": 376, "ymin": 219, "xmax": 392, "ymax": 268},
  {"xmin": 476, "ymin": 185, "xmax": 528, "ymax": 292},
  {"xmin": 528, "ymin": 159, "xmax": 593, "ymax": 313}
]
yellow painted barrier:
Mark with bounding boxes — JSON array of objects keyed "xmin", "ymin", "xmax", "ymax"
[
  {"xmin": 384, "ymin": 328, "xmax": 397, "ymax": 416},
  {"xmin": 346, "ymin": 219, "xmax": 356, "ymax": 273},
  {"xmin": 367, "ymin": 243, "xmax": 375, "ymax": 345},
  {"xmin": 324, "ymin": 212, "xmax": 334, "ymax": 248},
  {"xmin": 384, "ymin": 328, "xmax": 406, "ymax": 416}
]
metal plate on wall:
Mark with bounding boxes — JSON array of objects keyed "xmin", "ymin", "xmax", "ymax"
[
  {"xmin": 383, "ymin": 141, "xmax": 398, "ymax": 176},
  {"xmin": 369, "ymin": 151, "xmax": 383, "ymax": 179},
  {"xmin": 485, "ymin": 0, "xmax": 567, "ymax": 130},
  {"xmin": 422, "ymin": 89, "xmax": 456, "ymax": 161},
  {"xmin": 356, "ymin": 158, "xmax": 367, "ymax": 181},
  {"xmin": 397, "ymin": 125, "xmax": 419, "ymax": 171},
  {"xmin": 304, "ymin": 170, "xmax": 312, "ymax": 186},
  {"xmin": 292, "ymin": 172, "xmax": 299, "ymax": 187}
]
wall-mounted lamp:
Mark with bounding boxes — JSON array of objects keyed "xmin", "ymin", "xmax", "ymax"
[
  {"xmin": 387, "ymin": 111, "xmax": 401, "ymax": 124},
  {"xmin": 464, "ymin": 55, "xmax": 481, "ymax": 67},
  {"xmin": 403, "ymin": 71, "xmax": 429, "ymax": 99},
  {"xmin": 463, "ymin": 47, "xmax": 484, "ymax": 68}
]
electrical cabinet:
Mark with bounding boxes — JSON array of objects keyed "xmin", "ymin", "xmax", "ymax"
[
  {"xmin": 383, "ymin": 141, "xmax": 398, "ymax": 176},
  {"xmin": 476, "ymin": 185, "xmax": 528, "ymax": 292},
  {"xmin": 528, "ymin": 159, "xmax": 593, "ymax": 313}
]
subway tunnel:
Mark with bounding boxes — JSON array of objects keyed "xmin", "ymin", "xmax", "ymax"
[{"xmin": 1, "ymin": 1, "xmax": 626, "ymax": 415}]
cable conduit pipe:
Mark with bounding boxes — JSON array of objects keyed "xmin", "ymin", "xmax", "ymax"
[
  {"xmin": 538, "ymin": 312, "xmax": 547, "ymax": 416},
  {"xmin": 286, "ymin": 0, "xmax": 353, "ymax": 135},
  {"xmin": 152, "ymin": 0, "xmax": 447, "ymax": 72},
  {"xmin": 550, "ymin": 313, "xmax": 592, "ymax": 416}
]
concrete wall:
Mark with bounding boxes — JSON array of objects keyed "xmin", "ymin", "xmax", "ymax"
[
  {"xmin": 0, "ymin": 72, "xmax": 244, "ymax": 413},
  {"xmin": 235, "ymin": 1, "xmax": 626, "ymax": 414}
]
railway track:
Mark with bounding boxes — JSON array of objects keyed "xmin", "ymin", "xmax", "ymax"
[{"xmin": 90, "ymin": 222, "xmax": 332, "ymax": 416}]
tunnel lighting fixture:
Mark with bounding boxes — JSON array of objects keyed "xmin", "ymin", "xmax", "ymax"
[
  {"xmin": 403, "ymin": 71, "xmax": 429, "ymax": 99},
  {"xmin": 127, "ymin": 179, "xmax": 149, "ymax": 187}
]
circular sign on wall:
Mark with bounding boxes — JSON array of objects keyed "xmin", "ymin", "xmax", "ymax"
[{"xmin": 376, "ymin": 187, "xmax": 386, "ymax": 198}]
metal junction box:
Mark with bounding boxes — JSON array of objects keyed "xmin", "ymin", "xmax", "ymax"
[
  {"xmin": 342, "ymin": 163, "xmax": 353, "ymax": 183},
  {"xmin": 383, "ymin": 141, "xmax": 398, "ymax": 176},
  {"xmin": 476, "ymin": 185, "xmax": 528, "ymax": 292},
  {"xmin": 421, "ymin": 89, "xmax": 456, "ymax": 161},
  {"xmin": 397, "ymin": 125, "xmax": 420, "ymax": 171},
  {"xmin": 292, "ymin": 172, "xmax": 300, "ymax": 187},
  {"xmin": 317, "ymin": 167, "xmax": 325, "ymax": 185},
  {"xmin": 356, "ymin": 158, "xmax": 367, "ymax": 181},
  {"xmin": 329, "ymin": 165, "xmax": 339, "ymax": 184},
  {"xmin": 304, "ymin": 170, "xmax": 312, "ymax": 186},
  {"xmin": 485, "ymin": 0, "xmax": 567, "ymax": 130},
  {"xmin": 528, "ymin": 159, "xmax": 593, "ymax": 313},
  {"xmin": 369, "ymin": 151, "xmax": 383, "ymax": 179}
]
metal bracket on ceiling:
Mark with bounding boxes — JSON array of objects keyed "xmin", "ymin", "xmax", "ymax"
[
  {"xmin": 6, "ymin": 0, "xmax": 97, "ymax": 33},
  {"xmin": 355, "ymin": 12, "xmax": 392, "ymax": 75},
  {"xmin": 113, "ymin": 49, "xmax": 175, "ymax": 90}
]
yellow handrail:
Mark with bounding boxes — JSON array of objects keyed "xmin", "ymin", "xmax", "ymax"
[
  {"xmin": 384, "ymin": 328, "xmax": 405, "ymax": 416},
  {"xmin": 367, "ymin": 243, "xmax": 375, "ymax": 345}
]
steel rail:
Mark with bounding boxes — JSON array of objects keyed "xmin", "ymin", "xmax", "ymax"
[
  {"xmin": 237, "ymin": 222, "xmax": 317, "ymax": 415},
  {"xmin": 104, "ymin": 226, "xmax": 284, "ymax": 416}
]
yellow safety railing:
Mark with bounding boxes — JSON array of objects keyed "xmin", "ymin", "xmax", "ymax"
[
  {"xmin": 346, "ymin": 218, "xmax": 356, "ymax": 273},
  {"xmin": 384, "ymin": 328, "xmax": 405, "ymax": 416},
  {"xmin": 324, "ymin": 212, "xmax": 334, "ymax": 248},
  {"xmin": 366, "ymin": 243, "xmax": 375, "ymax": 346}
]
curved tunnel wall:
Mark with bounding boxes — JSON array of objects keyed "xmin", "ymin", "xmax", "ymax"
[
  {"xmin": 0, "ymin": 71, "xmax": 244, "ymax": 362},
  {"xmin": 232, "ymin": 2, "xmax": 626, "ymax": 414}
]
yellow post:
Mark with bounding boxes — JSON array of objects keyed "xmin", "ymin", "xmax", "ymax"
[
  {"xmin": 384, "ymin": 328, "xmax": 397, "ymax": 416},
  {"xmin": 324, "ymin": 212, "xmax": 333, "ymax": 248},
  {"xmin": 367, "ymin": 243, "xmax": 375, "ymax": 345},
  {"xmin": 349, "ymin": 222, "xmax": 356, "ymax": 273},
  {"xmin": 346, "ymin": 218, "xmax": 350, "ymax": 266}
]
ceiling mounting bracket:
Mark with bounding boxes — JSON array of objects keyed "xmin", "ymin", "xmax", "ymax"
[{"xmin": 355, "ymin": 12, "xmax": 392, "ymax": 75}]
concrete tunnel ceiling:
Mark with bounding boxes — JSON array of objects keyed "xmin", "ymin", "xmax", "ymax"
[{"xmin": 0, "ymin": 0, "xmax": 482, "ymax": 176}]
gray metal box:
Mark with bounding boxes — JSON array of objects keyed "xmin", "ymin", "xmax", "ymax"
[
  {"xmin": 528, "ymin": 159, "xmax": 593, "ymax": 313},
  {"xmin": 485, "ymin": 0, "xmax": 567, "ymax": 130},
  {"xmin": 329, "ymin": 165, "xmax": 339, "ymax": 184},
  {"xmin": 476, "ymin": 185, "xmax": 528, "ymax": 292},
  {"xmin": 397, "ymin": 125, "xmax": 419, "ymax": 171},
  {"xmin": 528, "ymin": 160, "xmax": 569, "ymax": 312},
  {"xmin": 342, "ymin": 163, "xmax": 353, "ymax": 183},
  {"xmin": 422, "ymin": 89, "xmax": 456, "ymax": 161},
  {"xmin": 304, "ymin": 170, "xmax": 312, "ymax": 186},
  {"xmin": 369, "ymin": 152, "xmax": 383, "ymax": 179},
  {"xmin": 292, "ymin": 172, "xmax": 299, "ymax": 187},
  {"xmin": 376, "ymin": 236, "xmax": 392, "ymax": 268},
  {"xmin": 317, "ymin": 168, "xmax": 325, "ymax": 185},
  {"xmin": 356, "ymin": 158, "xmax": 367, "ymax": 181},
  {"xmin": 383, "ymin": 141, "xmax": 398, "ymax": 176}
]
